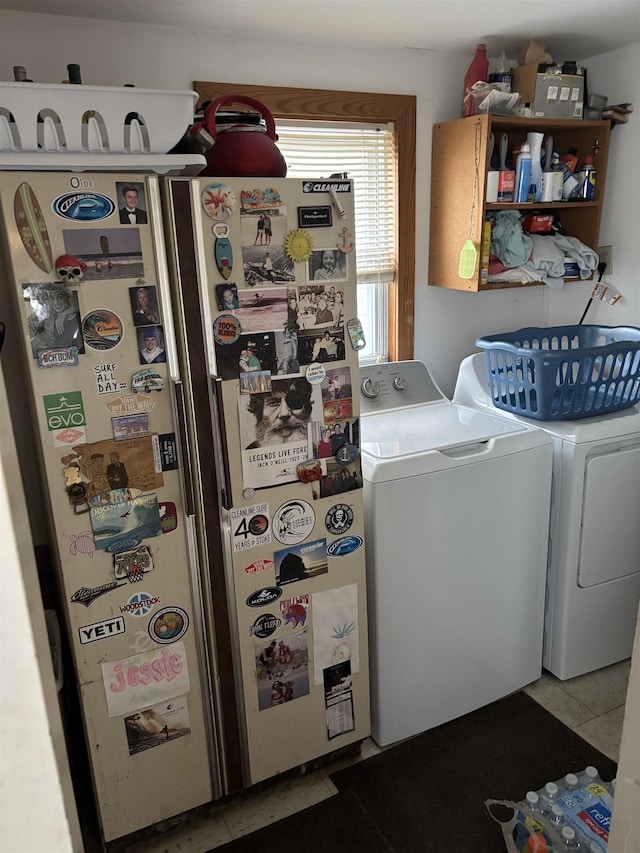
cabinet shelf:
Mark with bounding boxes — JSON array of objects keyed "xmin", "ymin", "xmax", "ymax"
[{"xmin": 428, "ymin": 114, "xmax": 610, "ymax": 292}]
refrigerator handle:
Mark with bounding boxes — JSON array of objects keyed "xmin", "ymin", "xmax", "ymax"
[
  {"xmin": 211, "ymin": 375, "xmax": 233, "ymax": 510},
  {"xmin": 173, "ymin": 379, "xmax": 196, "ymax": 517}
]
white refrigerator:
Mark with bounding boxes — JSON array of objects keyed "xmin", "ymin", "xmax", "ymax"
[{"xmin": 0, "ymin": 169, "xmax": 369, "ymax": 843}]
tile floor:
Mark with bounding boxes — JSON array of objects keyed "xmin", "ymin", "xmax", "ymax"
[{"xmin": 120, "ymin": 659, "xmax": 630, "ymax": 852}]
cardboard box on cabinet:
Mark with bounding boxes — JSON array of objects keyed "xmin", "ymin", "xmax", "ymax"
[{"xmin": 511, "ymin": 64, "xmax": 584, "ymax": 120}]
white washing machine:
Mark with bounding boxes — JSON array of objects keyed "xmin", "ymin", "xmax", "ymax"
[
  {"xmin": 360, "ymin": 361, "xmax": 553, "ymax": 746},
  {"xmin": 454, "ymin": 352, "xmax": 640, "ymax": 681}
]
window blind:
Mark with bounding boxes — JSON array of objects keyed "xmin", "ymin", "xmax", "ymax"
[{"xmin": 275, "ymin": 121, "xmax": 397, "ymax": 282}]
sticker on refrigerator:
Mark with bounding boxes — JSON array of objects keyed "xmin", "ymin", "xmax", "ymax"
[
  {"xmin": 113, "ymin": 544, "xmax": 154, "ymax": 583},
  {"xmin": 148, "ymin": 607, "xmax": 189, "ymax": 644},
  {"xmin": 249, "ymin": 613, "xmax": 282, "ymax": 638},
  {"xmin": 230, "ymin": 502, "xmax": 271, "ymax": 552},
  {"xmin": 52, "ymin": 191, "xmax": 116, "ymax": 222},
  {"xmin": 61, "ymin": 435, "xmax": 163, "ymax": 500},
  {"xmin": 78, "ymin": 616, "xmax": 125, "ymax": 645},
  {"xmin": 70, "ymin": 581, "xmax": 126, "ymax": 608},
  {"xmin": 215, "ymin": 283, "xmax": 239, "ymax": 311},
  {"xmin": 37, "ymin": 346, "xmax": 80, "ymax": 369},
  {"xmin": 321, "ymin": 367, "xmax": 352, "ymax": 403},
  {"xmin": 124, "ymin": 698, "xmax": 191, "ymax": 756},
  {"xmin": 69, "ymin": 529, "xmax": 96, "ymax": 559},
  {"xmin": 324, "ymin": 660, "xmax": 355, "ymax": 740},
  {"xmin": 43, "ymin": 390, "xmax": 86, "ymax": 433},
  {"xmin": 312, "ymin": 584, "xmax": 360, "ymax": 684},
  {"xmin": 233, "ymin": 287, "xmax": 289, "ymax": 333},
  {"xmin": 82, "ymin": 310, "xmax": 124, "ymax": 351},
  {"xmin": 159, "ymin": 501, "xmax": 178, "ymax": 534},
  {"xmin": 284, "ymin": 228, "xmax": 314, "ymax": 263},
  {"xmin": 246, "ymin": 587, "xmax": 282, "ymax": 608},
  {"xmin": 90, "ymin": 493, "xmax": 161, "ymax": 552},
  {"xmin": 94, "ymin": 362, "xmax": 127, "ymax": 396},
  {"xmin": 62, "ymin": 227, "xmax": 143, "ymax": 281},
  {"xmin": 213, "ymin": 223, "xmax": 233, "ymax": 280},
  {"xmin": 297, "ymin": 206, "xmax": 332, "ymax": 228},
  {"xmin": 101, "ymin": 641, "xmax": 190, "ymax": 718},
  {"xmin": 325, "ymin": 503, "xmax": 354, "ymax": 536},
  {"xmin": 120, "ymin": 591, "xmax": 160, "ymax": 617},
  {"xmin": 244, "ymin": 558, "xmax": 275, "ymax": 575},
  {"xmin": 212, "ymin": 313, "xmax": 242, "ymax": 346},
  {"xmin": 280, "ymin": 594, "xmax": 309, "ymax": 629},
  {"xmin": 215, "ymin": 331, "xmax": 274, "ymax": 380},
  {"xmin": 201, "ymin": 183, "xmax": 237, "ymax": 222},
  {"xmin": 274, "ymin": 539, "xmax": 327, "ymax": 587},
  {"xmin": 272, "ymin": 499, "xmax": 315, "ymax": 545},
  {"xmin": 105, "ymin": 393, "xmax": 158, "ymax": 416},
  {"xmin": 14, "ymin": 182, "xmax": 54, "ymax": 273},
  {"xmin": 131, "ymin": 369, "xmax": 164, "ymax": 394},
  {"xmin": 157, "ymin": 433, "xmax": 179, "ymax": 471},
  {"xmin": 255, "ymin": 629, "xmax": 309, "ymax": 711},
  {"xmin": 241, "ymin": 246, "xmax": 294, "ymax": 288},
  {"xmin": 327, "ymin": 535, "xmax": 363, "ymax": 557},
  {"xmin": 336, "ymin": 227, "xmax": 354, "ymax": 254},
  {"xmin": 238, "ymin": 378, "xmax": 321, "ymax": 490},
  {"xmin": 297, "ymin": 328, "xmax": 346, "ymax": 366},
  {"xmin": 112, "ymin": 413, "xmax": 150, "ymax": 441},
  {"xmin": 24, "ymin": 283, "xmax": 84, "ymax": 360}
]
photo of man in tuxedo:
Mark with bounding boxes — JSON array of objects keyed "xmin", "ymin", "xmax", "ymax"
[{"xmin": 118, "ymin": 184, "xmax": 148, "ymax": 225}]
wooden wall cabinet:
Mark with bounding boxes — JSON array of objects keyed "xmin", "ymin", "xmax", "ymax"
[{"xmin": 428, "ymin": 114, "xmax": 610, "ymax": 291}]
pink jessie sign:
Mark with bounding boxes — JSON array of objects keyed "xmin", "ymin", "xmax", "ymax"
[{"xmin": 101, "ymin": 642, "xmax": 190, "ymax": 717}]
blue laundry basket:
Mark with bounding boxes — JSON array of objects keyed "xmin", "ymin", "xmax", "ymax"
[{"xmin": 475, "ymin": 325, "xmax": 640, "ymax": 420}]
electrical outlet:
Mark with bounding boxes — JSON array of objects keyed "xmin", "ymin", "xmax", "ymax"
[{"xmin": 598, "ymin": 245, "xmax": 614, "ymax": 275}]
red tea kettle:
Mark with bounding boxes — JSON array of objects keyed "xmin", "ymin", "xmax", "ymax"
[{"xmin": 190, "ymin": 95, "xmax": 288, "ymax": 178}]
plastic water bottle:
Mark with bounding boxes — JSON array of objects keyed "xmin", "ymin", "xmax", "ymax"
[
  {"xmin": 540, "ymin": 781, "xmax": 559, "ymax": 812},
  {"xmin": 548, "ymin": 803, "xmax": 566, "ymax": 829},
  {"xmin": 525, "ymin": 790, "xmax": 544, "ymax": 815},
  {"xmin": 561, "ymin": 826, "xmax": 581, "ymax": 849},
  {"xmin": 579, "ymin": 766, "xmax": 601, "ymax": 787},
  {"xmin": 563, "ymin": 772, "xmax": 580, "ymax": 793},
  {"xmin": 515, "ymin": 142, "xmax": 532, "ymax": 203}
]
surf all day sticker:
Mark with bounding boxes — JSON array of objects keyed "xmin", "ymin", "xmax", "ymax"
[
  {"xmin": 213, "ymin": 313, "xmax": 241, "ymax": 346},
  {"xmin": 148, "ymin": 607, "xmax": 189, "ymax": 645},
  {"xmin": 272, "ymin": 499, "xmax": 315, "ymax": 545},
  {"xmin": 82, "ymin": 310, "xmax": 123, "ymax": 351},
  {"xmin": 230, "ymin": 502, "xmax": 271, "ymax": 552}
]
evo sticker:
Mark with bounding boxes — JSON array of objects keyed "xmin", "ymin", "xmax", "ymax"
[
  {"xmin": 37, "ymin": 346, "xmax": 79, "ymax": 369},
  {"xmin": 202, "ymin": 184, "xmax": 237, "ymax": 221},
  {"xmin": 78, "ymin": 616, "xmax": 125, "ymax": 645},
  {"xmin": 52, "ymin": 192, "xmax": 115, "ymax": 222},
  {"xmin": 213, "ymin": 313, "xmax": 241, "ymax": 345},
  {"xmin": 246, "ymin": 587, "xmax": 282, "ymax": 608},
  {"xmin": 275, "ymin": 539, "xmax": 327, "ymax": 587},
  {"xmin": 43, "ymin": 390, "xmax": 86, "ymax": 432},
  {"xmin": 106, "ymin": 393, "xmax": 157, "ymax": 416},
  {"xmin": 71, "ymin": 581, "xmax": 126, "ymax": 607},
  {"xmin": 281, "ymin": 594, "xmax": 309, "ymax": 629},
  {"xmin": 120, "ymin": 591, "xmax": 160, "ymax": 618},
  {"xmin": 101, "ymin": 642, "xmax": 190, "ymax": 718},
  {"xmin": 69, "ymin": 530, "xmax": 96, "ymax": 559},
  {"xmin": 230, "ymin": 503, "xmax": 271, "ymax": 552},
  {"xmin": 305, "ymin": 363, "xmax": 326, "ymax": 384},
  {"xmin": 244, "ymin": 558, "xmax": 275, "ymax": 575},
  {"xmin": 325, "ymin": 503, "xmax": 354, "ymax": 536},
  {"xmin": 82, "ymin": 310, "xmax": 124, "ymax": 351},
  {"xmin": 272, "ymin": 499, "xmax": 315, "ymax": 545},
  {"xmin": 113, "ymin": 545, "xmax": 154, "ymax": 583},
  {"xmin": 249, "ymin": 613, "xmax": 282, "ymax": 639},
  {"xmin": 94, "ymin": 362, "xmax": 127, "ymax": 396},
  {"xmin": 124, "ymin": 698, "xmax": 191, "ymax": 755},
  {"xmin": 148, "ymin": 607, "xmax": 189, "ymax": 644},
  {"xmin": 327, "ymin": 535, "xmax": 363, "ymax": 557},
  {"xmin": 312, "ymin": 583, "xmax": 359, "ymax": 684}
]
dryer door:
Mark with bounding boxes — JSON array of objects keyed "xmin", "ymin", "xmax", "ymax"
[{"xmin": 578, "ymin": 444, "xmax": 640, "ymax": 587}]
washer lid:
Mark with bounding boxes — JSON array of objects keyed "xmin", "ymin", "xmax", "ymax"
[{"xmin": 361, "ymin": 400, "xmax": 526, "ymax": 459}]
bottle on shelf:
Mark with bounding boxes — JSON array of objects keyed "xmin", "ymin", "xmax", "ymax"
[
  {"xmin": 561, "ymin": 147, "xmax": 579, "ymax": 172},
  {"xmin": 550, "ymin": 152, "xmax": 565, "ymax": 201},
  {"xmin": 67, "ymin": 63, "xmax": 82, "ymax": 84},
  {"xmin": 462, "ymin": 43, "xmax": 489, "ymax": 117},
  {"xmin": 577, "ymin": 157, "xmax": 597, "ymax": 200},
  {"xmin": 527, "ymin": 132, "xmax": 544, "ymax": 202},
  {"xmin": 515, "ymin": 142, "xmax": 532, "ymax": 203},
  {"xmin": 13, "ymin": 65, "xmax": 33, "ymax": 82},
  {"xmin": 560, "ymin": 161, "xmax": 582, "ymax": 200}
]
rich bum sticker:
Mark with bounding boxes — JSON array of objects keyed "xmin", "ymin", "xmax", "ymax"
[
  {"xmin": 230, "ymin": 502, "xmax": 271, "ymax": 552},
  {"xmin": 246, "ymin": 587, "xmax": 282, "ymax": 608},
  {"xmin": 148, "ymin": 607, "xmax": 189, "ymax": 644},
  {"xmin": 325, "ymin": 503, "xmax": 354, "ymax": 536},
  {"xmin": 37, "ymin": 346, "xmax": 79, "ymax": 368},
  {"xmin": 326, "ymin": 535, "xmax": 363, "ymax": 557},
  {"xmin": 249, "ymin": 613, "xmax": 282, "ymax": 638},
  {"xmin": 82, "ymin": 310, "xmax": 124, "ymax": 350},
  {"xmin": 272, "ymin": 499, "xmax": 315, "ymax": 545},
  {"xmin": 213, "ymin": 313, "xmax": 241, "ymax": 345}
]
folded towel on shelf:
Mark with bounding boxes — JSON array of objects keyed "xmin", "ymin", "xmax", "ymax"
[{"xmin": 490, "ymin": 211, "xmax": 533, "ymax": 268}]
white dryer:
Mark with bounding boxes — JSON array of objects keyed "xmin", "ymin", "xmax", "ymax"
[
  {"xmin": 360, "ymin": 361, "xmax": 553, "ymax": 746},
  {"xmin": 454, "ymin": 352, "xmax": 640, "ymax": 681}
]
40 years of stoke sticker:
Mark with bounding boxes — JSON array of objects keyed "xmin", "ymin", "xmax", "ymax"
[{"xmin": 230, "ymin": 502, "xmax": 271, "ymax": 552}]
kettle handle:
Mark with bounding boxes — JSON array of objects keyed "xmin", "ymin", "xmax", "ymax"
[{"xmin": 192, "ymin": 95, "xmax": 278, "ymax": 141}]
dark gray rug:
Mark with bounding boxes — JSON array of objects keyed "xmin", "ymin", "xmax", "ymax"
[{"xmin": 212, "ymin": 691, "xmax": 617, "ymax": 852}]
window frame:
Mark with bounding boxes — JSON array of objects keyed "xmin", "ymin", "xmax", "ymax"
[{"xmin": 194, "ymin": 81, "xmax": 416, "ymax": 361}]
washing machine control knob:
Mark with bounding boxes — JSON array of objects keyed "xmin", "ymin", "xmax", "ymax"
[
  {"xmin": 361, "ymin": 377, "xmax": 381, "ymax": 398},
  {"xmin": 393, "ymin": 376, "xmax": 408, "ymax": 391}
]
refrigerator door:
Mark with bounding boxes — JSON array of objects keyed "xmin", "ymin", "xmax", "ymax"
[
  {"xmin": 162, "ymin": 175, "xmax": 370, "ymax": 785},
  {"xmin": 0, "ymin": 172, "xmax": 215, "ymax": 842}
]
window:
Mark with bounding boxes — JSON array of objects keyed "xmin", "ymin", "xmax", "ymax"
[
  {"xmin": 194, "ymin": 82, "xmax": 416, "ymax": 361},
  {"xmin": 275, "ymin": 120, "xmax": 396, "ymax": 363}
]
